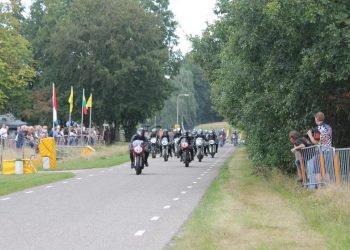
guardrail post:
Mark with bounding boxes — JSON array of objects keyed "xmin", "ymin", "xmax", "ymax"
[
  {"xmin": 333, "ymin": 151, "xmax": 340, "ymax": 187},
  {"xmin": 299, "ymin": 152, "xmax": 307, "ymax": 185},
  {"xmin": 319, "ymin": 147, "xmax": 326, "ymax": 179}
]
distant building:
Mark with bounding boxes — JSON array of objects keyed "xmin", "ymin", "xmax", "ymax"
[{"xmin": 0, "ymin": 113, "xmax": 27, "ymax": 137}]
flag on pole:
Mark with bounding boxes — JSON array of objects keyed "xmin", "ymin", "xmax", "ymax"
[
  {"xmin": 68, "ymin": 86, "xmax": 74, "ymax": 113},
  {"xmin": 86, "ymin": 94, "xmax": 92, "ymax": 109},
  {"xmin": 52, "ymin": 83, "xmax": 58, "ymax": 124},
  {"xmin": 82, "ymin": 92, "xmax": 88, "ymax": 115}
]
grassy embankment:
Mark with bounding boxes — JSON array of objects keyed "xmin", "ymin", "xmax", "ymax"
[
  {"xmin": 169, "ymin": 147, "xmax": 350, "ymax": 249},
  {"xmin": 56, "ymin": 143, "xmax": 129, "ymax": 170},
  {"xmin": 0, "ymin": 173, "xmax": 74, "ymax": 196}
]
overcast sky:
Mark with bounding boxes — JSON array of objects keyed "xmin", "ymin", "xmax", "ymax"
[
  {"xmin": 169, "ymin": 0, "xmax": 217, "ymax": 54},
  {"xmin": 19, "ymin": 0, "xmax": 217, "ymax": 54}
]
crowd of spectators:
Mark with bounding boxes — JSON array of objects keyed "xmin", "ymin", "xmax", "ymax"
[{"xmin": 0, "ymin": 124, "xmax": 104, "ymax": 150}]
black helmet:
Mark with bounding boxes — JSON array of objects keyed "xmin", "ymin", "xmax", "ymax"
[
  {"xmin": 163, "ymin": 129, "xmax": 168, "ymax": 136},
  {"xmin": 137, "ymin": 127, "xmax": 145, "ymax": 136},
  {"xmin": 182, "ymin": 130, "xmax": 188, "ymax": 136}
]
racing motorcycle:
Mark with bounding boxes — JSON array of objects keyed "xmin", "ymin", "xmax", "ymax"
[
  {"xmin": 161, "ymin": 137, "xmax": 170, "ymax": 162},
  {"xmin": 150, "ymin": 137, "xmax": 158, "ymax": 158},
  {"xmin": 173, "ymin": 137, "xmax": 180, "ymax": 158},
  {"xmin": 195, "ymin": 137, "xmax": 205, "ymax": 162},
  {"xmin": 131, "ymin": 140, "xmax": 145, "ymax": 175},
  {"xmin": 180, "ymin": 138, "xmax": 191, "ymax": 167},
  {"xmin": 208, "ymin": 139, "xmax": 216, "ymax": 158}
]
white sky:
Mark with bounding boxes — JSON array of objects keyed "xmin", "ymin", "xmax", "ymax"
[
  {"xmin": 19, "ymin": 0, "xmax": 217, "ymax": 54},
  {"xmin": 169, "ymin": 0, "xmax": 217, "ymax": 54}
]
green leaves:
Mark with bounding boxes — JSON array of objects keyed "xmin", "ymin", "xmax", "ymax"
[{"xmin": 193, "ymin": 0, "xmax": 350, "ymax": 170}]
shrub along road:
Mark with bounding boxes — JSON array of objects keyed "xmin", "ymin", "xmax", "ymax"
[{"xmin": 0, "ymin": 145, "xmax": 234, "ymax": 249}]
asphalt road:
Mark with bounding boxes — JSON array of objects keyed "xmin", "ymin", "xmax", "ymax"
[{"xmin": 0, "ymin": 144, "xmax": 234, "ymax": 250}]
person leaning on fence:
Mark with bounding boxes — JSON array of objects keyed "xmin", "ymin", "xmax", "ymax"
[
  {"xmin": 289, "ymin": 131, "xmax": 312, "ymax": 182},
  {"xmin": 307, "ymin": 111, "xmax": 333, "ymax": 183}
]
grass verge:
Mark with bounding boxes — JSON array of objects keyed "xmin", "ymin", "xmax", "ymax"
[
  {"xmin": 0, "ymin": 173, "xmax": 74, "ymax": 196},
  {"xmin": 56, "ymin": 143, "xmax": 129, "ymax": 170},
  {"xmin": 169, "ymin": 147, "xmax": 330, "ymax": 250},
  {"xmin": 56, "ymin": 154, "xmax": 129, "ymax": 170}
]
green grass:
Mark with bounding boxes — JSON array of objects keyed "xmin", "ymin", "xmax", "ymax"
[
  {"xmin": 169, "ymin": 147, "xmax": 328, "ymax": 250},
  {"xmin": 0, "ymin": 173, "xmax": 74, "ymax": 196},
  {"xmin": 56, "ymin": 154, "xmax": 129, "ymax": 170}
]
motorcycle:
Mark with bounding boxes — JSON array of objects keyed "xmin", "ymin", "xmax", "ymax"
[
  {"xmin": 131, "ymin": 140, "xmax": 145, "ymax": 175},
  {"xmin": 195, "ymin": 137, "xmax": 205, "ymax": 162},
  {"xmin": 161, "ymin": 137, "xmax": 169, "ymax": 162},
  {"xmin": 174, "ymin": 137, "xmax": 180, "ymax": 158},
  {"xmin": 180, "ymin": 138, "xmax": 191, "ymax": 167},
  {"xmin": 150, "ymin": 137, "xmax": 158, "ymax": 158},
  {"xmin": 208, "ymin": 139, "xmax": 216, "ymax": 158},
  {"xmin": 219, "ymin": 135, "xmax": 225, "ymax": 147}
]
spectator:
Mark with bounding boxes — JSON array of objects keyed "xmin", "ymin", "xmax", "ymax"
[
  {"xmin": 307, "ymin": 112, "xmax": 332, "ymax": 146},
  {"xmin": 0, "ymin": 124, "xmax": 8, "ymax": 148},
  {"xmin": 289, "ymin": 130, "xmax": 312, "ymax": 182}
]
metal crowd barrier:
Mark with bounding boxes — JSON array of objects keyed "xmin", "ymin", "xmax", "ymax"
[{"xmin": 297, "ymin": 145, "xmax": 350, "ymax": 188}]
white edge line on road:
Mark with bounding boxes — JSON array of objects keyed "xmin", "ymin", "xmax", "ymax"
[
  {"xmin": 181, "ymin": 191, "xmax": 186, "ymax": 194},
  {"xmin": 63, "ymin": 181, "xmax": 69, "ymax": 184},
  {"xmin": 45, "ymin": 185, "xmax": 53, "ymax": 188},
  {"xmin": 187, "ymin": 186, "xmax": 192, "ymax": 189},
  {"xmin": 150, "ymin": 216, "xmax": 160, "ymax": 221},
  {"xmin": 173, "ymin": 197, "xmax": 179, "ymax": 201},
  {"xmin": 25, "ymin": 191, "xmax": 34, "ymax": 194},
  {"xmin": 89, "ymin": 174, "xmax": 94, "ymax": 177},
  {"xmin": 134, "ymin": 230, "xmax": 145, "ymax": 236},
  {"xmin": 197, "ymin": 177, "xmax": 201, "ymax": 180},
  {"xmin": 76, "ymin": 177, "xmax": 83, "ymax": 180},
  {"xmin": 193, "ymin": 182, "xmax": 197, "ymax": 184},
  {"xmin": 164, "ymin": 205, "xmax": 171, "ymax": 209},
  {"xmin": 1, "ymin": 197, "xmax": 10, "ymax": 201}
]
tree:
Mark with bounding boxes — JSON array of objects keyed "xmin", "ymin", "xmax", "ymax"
[
  {"xmin": 31, "ymin": 0, "xmax": 173, "ymax": 139},
  {"xmin": 192, "ymin": 0, "xmax": 350, "ymax": 170},
  {"xmin": 0, "ymin": 2, "xmax": 35, "ymax": 111}
]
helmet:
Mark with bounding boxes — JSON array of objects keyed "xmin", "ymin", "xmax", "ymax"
[
  {"xmin": 137, "ymin": 127, "xmax": 145, "ymax": 136},
  {"xmin": 197, "ymin": 129, "xmax": 203, "ymax": 135},
  {"xmin": 209, "ymin": 129, "xmax": 214, "ymax": 135},
  {"xmin": 177, "ymin": 128, "xmax": 182, "ymax": 133},
  {"xmin": 151, "ymin": 128, "xmax": 157, "ymax": 134},
  {"xmin": 182, "ymin": 130, "xmax": 188, "ymax": 136},
  {"xmin": 163, "ymin": 129, "xmax": 168, "ymax": 136}
]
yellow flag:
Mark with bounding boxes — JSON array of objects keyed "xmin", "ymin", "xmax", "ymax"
[
  {"xmin": 68, "ymin": 86, "xmax": 73, "ymax": 113},
  {"xmin": 86, "ymin": 94, "xmax": 92, "ymax": 109}
]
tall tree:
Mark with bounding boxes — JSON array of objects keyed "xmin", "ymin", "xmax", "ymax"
[{"xmin": 0, "ymin": 2, "xmax": 35, "ymax": 111}]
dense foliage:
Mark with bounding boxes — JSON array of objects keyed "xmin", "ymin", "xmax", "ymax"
[{"xmin": 192, "ymin": 0, "xmax": 350, "ymax": 170}]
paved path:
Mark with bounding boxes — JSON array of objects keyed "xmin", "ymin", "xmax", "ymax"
[{"xmin": 0, "ymin": 145, "xmax": 234, "ymax": 250}]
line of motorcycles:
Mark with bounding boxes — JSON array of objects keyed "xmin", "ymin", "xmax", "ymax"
[{"xmin": 131, "ymin": 136, "xmax": 218, "ymax": 175}]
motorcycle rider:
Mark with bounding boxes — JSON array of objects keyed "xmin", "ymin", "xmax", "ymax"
[
  {"xmin": 177, "ymin": 130, "xmax": 194, "ymax": 161},
  {"xmin": 130, "ymin": 127, "xmax": 149, "ymax": 168},
  {"xmin": 207, "ymin": 129, "xmax": 218, "ymax": 153},
  {"xmin": 159, "ymin": 128, "xmax": 172, "ymax": 157},
  {"xmin": 149, "ymin": 127, "xmax": 160, "ymax": 151},
  {"xmin": 195, "ymin": 128, "xmax": 208, "ymax": 156},
  {"xmin": 218, "ymin": 128, "xmax": 226, "ymax": 145}
]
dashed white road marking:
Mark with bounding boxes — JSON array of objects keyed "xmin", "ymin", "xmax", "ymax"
[
  {"xmin": 181, "ymin": 191, "xmax": 187, "ymax": 194},
  {"xmin": 25, "ymin": 191, "xmax": 34, "ymax": 194},
  {"xmin": 204, "ymin": 171, "xmax": 208, "ymax": 174},
  {"xmin": 63, "ymin": 181, "xmax": 69, "ymax": 184},
  {"xmin": 150, "ymin": 216, "xmax": 160, "ymax": 221},
  {"xmin": 197, "ymin": 177, "xmax": 201, "ymax": 180},
  {"xmin": 76, "ymin": 177, "xmax": 83, "ymax": 180},
  {"xmin": 88, "ymin": 174, "xmax": 94, "ymax": 177},
  {"xmin": 108, "ymin": 169, "xmax": 113, "ymax": 171},
  {"xmin": 193, "ymin": 181, "xmax": 198, "ymax": 184},
  {"xmin": 187, "ymin": 186, "xmax": 192, "ymax": 189},
  {"xmin": 99, "ymin": 171, "xmax": 105, "ymax": 173},
  {"xmin": 45, "ymin": 185, "xmax": 53, "ymax": 189},
  {"xmin": 1, "ymin": 197, "xmax": 10, "ymax": 201},
  {"xmin": 173, "ymin": 198, "xmax": 179, "ymax": 201},
  {"xmin": 134, "ymin": 230, "xmax": 145, "ymax": 236},
  {"xmin": 164, "ymin": 205, "xmax": 171, "ymax": 209}
]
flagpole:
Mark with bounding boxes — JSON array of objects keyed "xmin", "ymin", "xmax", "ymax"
[
  {"xmin": 88, "ymin": 95, "xmax": 92, "ymax": 145},
  {"xmin": 68, "ymin": 86, "xmax": 73, "ymax": 144},
  {"xmin": 81, "ymin": 88, "xmax": 84, "ymax": 146},
  {"xmin": 52, "ymin": 83, "xmax": 55, "ymax": 130}
]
